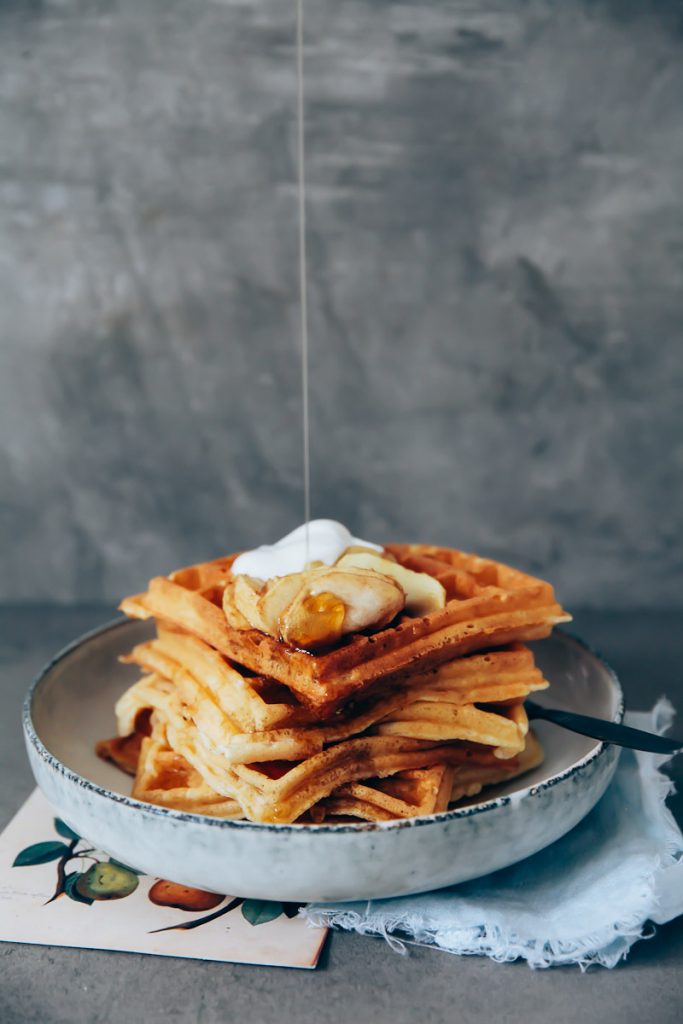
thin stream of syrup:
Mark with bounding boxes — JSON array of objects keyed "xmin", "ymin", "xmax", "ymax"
[{"xmin": 296, "ymin": 0, "xmax": 311, "ymax": 566}]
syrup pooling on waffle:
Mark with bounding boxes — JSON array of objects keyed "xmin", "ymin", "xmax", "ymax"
[{"xmin": 103, "ymin": 524, "xmax": 569, "ymax": 823}]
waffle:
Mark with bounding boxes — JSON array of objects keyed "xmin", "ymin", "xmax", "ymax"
[
  {"xmin": 323, "ymin": 765, "xmax": 457, "ymax": 822},
  {"xmin": 100, "ymin": 638, "xmax": 547, "ymax": 821},
  {"xmin": 133, "ymin": 685, "xmax": 526, "ymax": 823},
  {"xmin": 312, "ymin": 731, "xmax": 545, "ymax": 822},
  {"xmin": 130, "ymin": 716, "xmax": 540, "ymax": 824},
  {"xmin": 120, "ymin": 628, "xmax": 308, "ymax": 732},
  {"xmin": 116, "ymin": 640, "xmax": 546, "ymax": 765},
  {"xmin": 103, "ymin": 538, "xmax": 565, "ymax": 823},
  {"xmin": 133, "ymin": 717, "xmax": 242, "ymax": 819},
  {"xmin": 120, "ymin": 544, "xmax": 569, "ymax": 714},
  {"xmin": 104, "ymin": 716, "xmax": 543, "ymax": 825}
]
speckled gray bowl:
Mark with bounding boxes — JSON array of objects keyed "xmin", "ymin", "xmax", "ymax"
[{"xmin": 23, "ymin": 620, "xmax": 623, "ymax": 902}]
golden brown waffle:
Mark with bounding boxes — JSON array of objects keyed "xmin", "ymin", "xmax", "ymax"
[
  {"xmin": 108, "ymin": 675, "xmax": 534, "ymax": 823},
  {"xmin": 310, "ymin": 765, "xmax": 456, "ymax": 822},
  {"xmin": 120, "ymin": 545, "xmax": 569, "ymax": 713},
  {"xmin": 104, "ymin": 656, "xmax": 542, "ymax": 822},
  {"xmin": 96, "ymin": 734, "xmax": 143, "ymax": 776},
  {"xmin": 121, "ymin": 627, "xmax": 309, "ymax": 732},
  {"xmin": 376, "ymin": 700, "xmax": 529, "ymax": 758},
  {"xmin": 101, "ymin": 668, "xmax": 545, "ymax": 824},
  {"xmin": 116, "ymin": 642, "xmax": 545, "ymax": 765},
  {"xmin": 97, "ymin": 713, "xmax": 242, "ymax": 818},
  {"xmin": 121, "ymin": 722, "xmax": 543, "ymax": 824},
  {"xmin": 313, "ymin": 731, "xmax": 545, "ymax": 822},
  {"xmin": 133, "ymin": 736, "xmax": 242, "ymax": 819},
  {"xmin": 106, "ymin": 540, "xmax": 563, "ymax": 823}
]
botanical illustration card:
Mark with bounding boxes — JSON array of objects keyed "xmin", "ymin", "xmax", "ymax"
[{"xmin": 0, "ymin": 790, "xmax": 326, "ymax": 969}]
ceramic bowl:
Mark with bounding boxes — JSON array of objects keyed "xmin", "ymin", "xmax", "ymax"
[{"xmin": 23, "ymin": 620, "xmax": 623, "ymax": 902}]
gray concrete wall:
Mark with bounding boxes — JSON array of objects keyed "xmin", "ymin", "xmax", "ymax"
[{"xmin": 1, "ymin": 0, "xmax": 682, "ymax": 607}]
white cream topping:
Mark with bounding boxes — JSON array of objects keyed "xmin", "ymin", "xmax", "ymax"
[{"xmin": 231, "ymin": 520, "xmax": 383, "ymax": 581}]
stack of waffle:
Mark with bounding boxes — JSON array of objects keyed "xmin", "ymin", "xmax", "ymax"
[{"xmin": 98, "ymin": 544, "xmax": 569, "ymax": 823}]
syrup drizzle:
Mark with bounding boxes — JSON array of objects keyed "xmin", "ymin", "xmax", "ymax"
[{"xmin": 296, "ymin": 0, "xmax": 311, "ymax": 566}]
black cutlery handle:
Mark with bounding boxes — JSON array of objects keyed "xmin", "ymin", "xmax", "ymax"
[{"xmin": 525, "ymin": 701, "xmax": 681, "ymax": 755}]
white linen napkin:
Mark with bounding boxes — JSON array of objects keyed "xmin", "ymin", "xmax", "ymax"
[{"xmin": 304, "ymin": 700, "xmax": 683, "ymax": 969}]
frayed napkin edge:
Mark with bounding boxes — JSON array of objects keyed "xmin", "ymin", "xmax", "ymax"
[{"xmin": 303, "ymin": 698, "xmax": 682, "ymax": 970}]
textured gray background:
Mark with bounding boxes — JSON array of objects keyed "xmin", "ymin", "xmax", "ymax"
[{"xmin": 1, "ymin": 0, "xmax": 682, "ymax": 606}]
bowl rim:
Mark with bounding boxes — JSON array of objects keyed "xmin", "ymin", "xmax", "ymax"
[{"xmin": 23, "ymin": 617, "xmax": 624, "ymax": 835}]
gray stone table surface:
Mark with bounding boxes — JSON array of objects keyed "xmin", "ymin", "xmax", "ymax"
[
  {"xmin": 3, "ymin": 0, "xmax": 683, "ymax": 612},
  {"xmin": 1, "ymin": 605, "xmax": 683, "ymax": 1024}
]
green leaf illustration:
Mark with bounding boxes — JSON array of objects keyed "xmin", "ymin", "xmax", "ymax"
[
  {"xmin": 64, "ymin": 872, "xmax": 93, "ymax": 906},
  {"xmin": 54, "ymin": 818, "xmax": 80, "ymax": 842},
  {"xmin": 13, "ymin": 841, "xmax": 69, "ymax": 867},
  {"xmin": 108, "ymin": 858, "xmax": 143, "ymax": 875},
  {"xmin": 241, "ymin": 899, "xmax": 283, "ymax": 926}
]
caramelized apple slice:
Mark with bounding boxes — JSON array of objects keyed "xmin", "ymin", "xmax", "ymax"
[
  {"xmin": 256, "ymin": 573, "xmax": 308, "ymax": 636},
  {"xmin": 336, "ymin": 551, "xmax": 446, "ymax": 616},
  {"xmin": 231, "ymin": 575, "xmax": 270, "ymax": 633},
  {"xmin": 229, "ymin": 564, "xmax": 406, "ymax": 648},
  {"xmin": 280, "ymin": 567, "xmax": 405, "ymax": 647},
  {"xmin": 222, "ymin": 581, "xmax": 252, "ymax": 629}
]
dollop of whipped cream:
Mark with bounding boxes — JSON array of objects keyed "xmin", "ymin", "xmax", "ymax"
[{"xmin": 231, "ymin": 520, "xmax": 383, "ymax": 581}]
